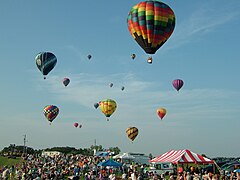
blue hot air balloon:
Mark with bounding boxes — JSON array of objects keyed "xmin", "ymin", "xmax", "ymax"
[{"xmin": 35, "ymin": 52, "xmax": 57, "ymax": 79}]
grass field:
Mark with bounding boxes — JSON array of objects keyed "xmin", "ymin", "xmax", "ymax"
[{"xmin": 0, "ymin": 155, "xmax": 24, "ymax": 168}]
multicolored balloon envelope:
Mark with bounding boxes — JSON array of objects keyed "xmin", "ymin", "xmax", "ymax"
[
  {"xmin": 43, "ymin": 105, "xmax": 59, "ymax": 123},
  {"xmin": 63, "ymin": 77, "xmax": 70, "ymax": 87},
  {"xmin": 35, "ymin": 52, "xmax": 57, "ymax": 79},
  {"xmin": 157, "ymin": 108, "xmax": 167, "ymax": 120},
  {"xmin": 172, "ymin": 79, "xmax": 184, "ymax": 92},
  {"xmin": 99, "ymin": 99, "xmax": 117, "ymax": 120},
  {"xmin": 127, "ymin": 1, "xmax": 175, "ymax": 62},
  {"xmin": 126, "ymin": 127, "xmax": 138, "ymax": 142}
]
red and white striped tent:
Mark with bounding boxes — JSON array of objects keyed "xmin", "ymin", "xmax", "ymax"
[{"xmin": 150, "ymin": 149, "xmax": 214, "ymax": 164}]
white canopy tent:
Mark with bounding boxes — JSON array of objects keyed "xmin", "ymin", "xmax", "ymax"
[{"xmin": 113, "ymin": 153, "xmax": 135, "ymax": 160}]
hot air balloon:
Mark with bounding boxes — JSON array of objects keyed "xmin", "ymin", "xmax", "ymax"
[
  {"xmin": 109, "ymin": 83, "xmax": 113, "ymax": 88},
  {"xmin": 126, "ymin": 127, "xmax": 138, "ymax": 142},
  {"xmin": 131, "ymin": 54, "xmax": 136, "ymax": 60},
  {"xmin": 127, "ymin": 1, "xmax": 175, "ymax": 63},
  {"xmin": 74, "ymin": 122, "xmax": 79, "ymax": 128},
  {"xmin": 87, "ymin": 54, "xmax": 92, "ymax": 60},
  {"xmin": 157, "ymin": 108, "xmax": 167, "ymax": 120},
  {"xmin": 79, "ymin": 124, "xmax": 82, "ymax": 128},
  {"xmin": 121, "ymin": 86, "xmax": 125, "ymax": 91},
  {"xmin": 35, "ymin": 52, "xmax": 57, "ymax": 79},
  {"xmin": 43, "ymin": 105, "xmax": 59, "ymax": 124},
  {"xmin": 63, "ymin": 77, "xmax": 70, "ymax": 87},
  {"xmin": 94, "ymin": 102, "xmax": 99, "ymax": 109},
  {"xmin": 172, "ymin": 79, "xmax": 184, "ymax": 92},
  {"xmin": 99, "ymin": 99, "xmax": 117, "ymax": 121}
]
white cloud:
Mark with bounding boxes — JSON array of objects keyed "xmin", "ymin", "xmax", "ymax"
[
  {"xmin": 42, "ymin": 73, "xmax": 240, "ymax": 126},
  {"xmin": 165, "ymin": 1, "xmax": 240, "ymax": 51}
]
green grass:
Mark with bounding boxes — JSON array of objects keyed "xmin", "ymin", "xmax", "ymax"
[{"xmin": 0, "ymin": 155, "xmax": 24, "ymax": 168}]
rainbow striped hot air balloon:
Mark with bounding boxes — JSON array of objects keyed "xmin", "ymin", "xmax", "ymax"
[
  {"xmin": 43, "ymin": 105, "xmax": 59, "ymax": 125},
  {"xmin": 126, "ymin": 127, "xmax": 139, "ymax": 142},
  {"xmin": 127, "ymin": 1, "xmax": 175, "ymax": 63},
  {"xmin": 99, "ymin": 99, "xmax": 117, "ymax": 121}
]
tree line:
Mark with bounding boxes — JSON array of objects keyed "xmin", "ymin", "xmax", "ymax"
[{"xmin": 0, "ymin": 144, "xmax": 121, "ymax": 157}]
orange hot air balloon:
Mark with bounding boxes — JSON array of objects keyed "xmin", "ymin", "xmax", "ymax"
[{"xmin": 157, "ymin": 108, "xmax": 167, "ymax": 120}]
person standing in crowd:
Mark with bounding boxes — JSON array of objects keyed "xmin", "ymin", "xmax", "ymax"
[
  {"xmin": 122, "ymin": 172, "xmax": 127, "ymax": 180},
  {"xmin": 131, "ymin": 171, "xmax": 137, "ymax": 180}
]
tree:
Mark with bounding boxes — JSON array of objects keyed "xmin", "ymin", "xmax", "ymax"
[
  {"xmin": 1, "ymin": 145, "xmax": 35, "ymax": 156},
  {"xmin": 108, "ymin": 147, "xmax": 121, "ymax": 155},
  {"xmin": 90, "ymin": 145, "xmax": 103, "ymax": 152}
]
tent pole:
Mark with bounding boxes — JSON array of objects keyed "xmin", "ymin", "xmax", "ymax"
[{"xmin": 177, "ymin": 163, "xmax": 179, "ymax": 178}]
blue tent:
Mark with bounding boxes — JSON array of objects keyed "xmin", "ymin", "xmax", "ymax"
[
  {"xmin": 95, "ymin": 151, "xmax": 110, "ymax": 157},
  {"xmin": 97, "ymin": 159, "xmax": 122, "ymax": 167}
]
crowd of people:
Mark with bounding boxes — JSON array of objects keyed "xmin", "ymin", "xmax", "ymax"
[
  {"xmin": 0, "ymin": 153, "xmax": 240, "ymax": 180},
  {"xmin": 0, "ymin": 153, "xmax": 146, "ymax": 180}
]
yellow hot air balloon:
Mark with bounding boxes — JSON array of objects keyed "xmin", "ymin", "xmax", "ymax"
[
  {"xmin": 99, "ymin": 99, "xmax": 117, "ymax": 121},
  {"xmin": 157, "ymin": 108, "xmax": 167, "ymax": 120},
  {"xmin": 126, "ymin": 127, "xmax": 138, "ymax": 142}
]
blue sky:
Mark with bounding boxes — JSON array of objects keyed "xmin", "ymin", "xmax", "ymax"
[{"xmin": 0, "ymin": 0, "xmax": 240, "ymax": 158}]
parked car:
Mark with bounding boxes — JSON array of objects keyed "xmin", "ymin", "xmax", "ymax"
[{"xmin": 144, "ymin": 162, "xmax": 175, "ymax": 175}]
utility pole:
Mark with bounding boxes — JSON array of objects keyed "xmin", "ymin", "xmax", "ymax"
[{"xmin": 23, "ymin": 134, "xmax": 27, "ymax": 156}]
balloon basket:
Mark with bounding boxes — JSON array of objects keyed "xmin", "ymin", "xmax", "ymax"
[{"xmin": 147, "ymin": 57, "xmax": 153, "ymax": 64}]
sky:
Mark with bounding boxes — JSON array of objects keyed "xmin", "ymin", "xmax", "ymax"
[{"xmin": 0, "ymin": 0, "xmax": 240, "ymax": 158}]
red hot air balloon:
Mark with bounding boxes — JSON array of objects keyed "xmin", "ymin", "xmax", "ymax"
[
  {"xmin": 74, "ymin": 122, "xmax": 79, "ymax": 128},
  {"xmin": 172, "ymin": 79, "xmax": 184, "ymax": 92},
  {"xmin": 127, "ymin": 1, "xmax": 175, "ymax": 63}
]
